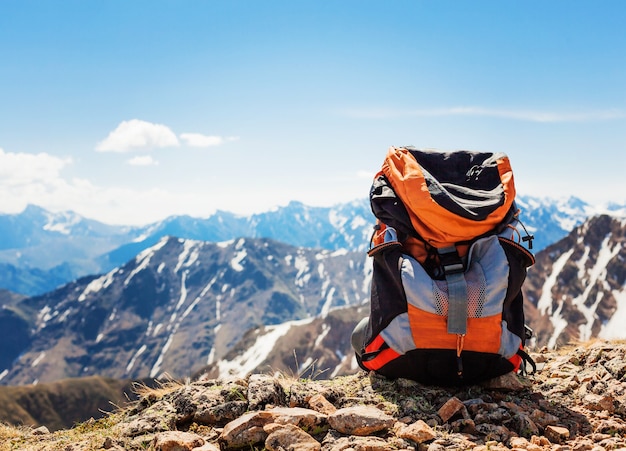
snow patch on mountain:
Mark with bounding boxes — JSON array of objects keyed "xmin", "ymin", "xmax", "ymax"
[
  {"xmin": 125, "ymin": 238, "xmax": 168, "ymax": 286},
  {"xmin": 600, "ymin": 288, "xmax": 626, "ymax": 339},
  {"xmin": 573, "ymin": 236, "xmax": 621, "ymax": 342},
  {"xmin": 217, "ymin": 318, "xmax": 315, "ymax": 378},
  {"xmin": 230, "ymin": 249, "xmax": 247, "ymax": 272},
  {"xmin": 126, "ymin": 345, "xmax": 147, "ymax": 374},
  {"xmin": 43, "ymin": 211, "xmax": 81, "ymax": 235},
  {"xmin": 537, "ymin": 249, "xmax": 574, "ymax": 315},
  {"xmin": 79, "ymin": 269, "xmax": 118, "ymax": 302},
  {"xmin": 175, "ymin": 240, "xmax": 201, "ymax": 272}
]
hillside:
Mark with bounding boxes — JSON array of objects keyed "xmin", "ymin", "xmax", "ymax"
[
  {"xmin": 2, "ymin": 340, "xmax": 625, "ymax": 450},
  {"xmin": 0, "ymin": 236, "xmax": 369, "ymax": 385},
  {"xmin": 0, "ymin": 376, "xmax": 140, "ymax": 432}
]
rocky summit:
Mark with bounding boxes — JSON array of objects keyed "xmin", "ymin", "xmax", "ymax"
[{"xmin": 3, "ymin": 339, "xmax": 625, "ymax": 451}]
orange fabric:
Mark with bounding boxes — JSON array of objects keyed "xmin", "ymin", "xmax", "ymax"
[
  {"xmin": 402, "ymin": 237, "xmax": 471, "ymax": 263},
  {"xmin": 381, "ymin": 147, "xmax": 516, "ymax": 249},
  {"xmin": 362, "ymin": 334, "xmax": 401, "ymax": 371},
  {"xmin": 407, "ymin": 306, "xmax": 503, "ymax": 354},
  {"xmin": 508, "ymin": 352, "xmax": 522, "ymax": 372},
  {"xmin": 361, "ymin": 347, "xmax": 401, "ymax": 371},
  {"xmin": 364, "ymin": 334, "xmax": 386, "ymax": 354}
]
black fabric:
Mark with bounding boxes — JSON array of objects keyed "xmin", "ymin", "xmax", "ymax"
[
  {"xmin": 370, "ymin": 175, "xmax": 421, "ymax": 242},
  {"xmin": 369, "ymin": 349, "xmax": 516, "ymax": 386},
  {"xmin": 406, "ymin": 148, "xmax": 506, "ymax": 221},
  {"xmin": 364, "ymin": 242, "xmax": 408, "ymax": 346},
  {"xmin": 499, "ymin": 238, "xmax": 533, "ymax": 344}
]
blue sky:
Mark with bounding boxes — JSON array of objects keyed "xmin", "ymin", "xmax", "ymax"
[{"xmin": 1, "ymin": 1, "xmax": 624, "ymax": 225}]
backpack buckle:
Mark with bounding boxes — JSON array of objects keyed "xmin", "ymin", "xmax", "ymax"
[{"xmin": 437, "ymin": 246, "xmax": 464, "ymax": 275}]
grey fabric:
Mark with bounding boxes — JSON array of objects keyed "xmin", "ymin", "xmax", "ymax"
[
  {"xmin": 400, "ymin": 236, "xmax": 510, "ymax": 319},
  {"xmin": 351, "ymin": 316, "xmax": 370, "ymax": 357},
  {"xmin": 445, "ymin": 271, "xmax": 468, "ymax": 335},
  {"xmin": 380, "ymin": 313, "xmax": 415, "ymax": 354},
  {"xmin": 498, "ymin": 320, "xmax": 522, "ymax": 358}
]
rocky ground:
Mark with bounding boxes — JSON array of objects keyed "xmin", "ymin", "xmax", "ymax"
[{"xmin": 2, "ymin": 339, "xmax": 625, "ymax": 451}]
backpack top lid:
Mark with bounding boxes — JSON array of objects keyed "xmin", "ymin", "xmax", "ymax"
[{"xmin": 378, "ymin": 146, "xmax": 516, "ymax": 248}]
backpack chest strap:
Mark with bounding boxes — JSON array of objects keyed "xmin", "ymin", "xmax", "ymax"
[{"xmin": 438, "ymin": 246, "xmax": 468, "ymax": 335}]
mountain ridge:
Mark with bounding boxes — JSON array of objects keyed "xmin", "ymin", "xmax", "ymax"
[{"xmin": 2, "ymin": 196, "xmax": 623, "ymax": 296}]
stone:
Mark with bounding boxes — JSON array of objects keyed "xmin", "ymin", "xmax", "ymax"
[
  {"xmin": 266, "ymin": 406, "xmax": 328, "ymax": 432},
  {"xmin": 481, "ymin": 372, "xmax": 529, "ymax": 391},
  {"xmin": 544, "ymin": 425, "xmax": 570, "ymax": 444},
  {"xmin": 396, "ymin": 419, "xmax": 437, "ymax": 443},
  {"xmin": 529, "ymin": 409, "xmax": 559, "ymax": 428},
  {"xmin": 328, "ymin": 405, "xmax": 395, "ymax": 435},
  {"xmin": 475, "ymin": 423, "xmax": 511, "ymax": 442},
  {"xmin": 509, "ymin": 436, "xmax": 531, "ymax": 449},
  {"xmin": 218, "ymin": 410, "xmax": 274, "ymax": 448},
  {"xmin": 530, "ymin": 435, "xmax": 551, "ymax": 446},
  {"xmin": 323, "ymin": 434, "xmax": 399, "ymax": 451},
  {"xmin": 32, "ymin": 425, "xmax": 50, "ymax": 435},
  {"xmin": 450, "ymin": 418, "xmax": 477, "ymax": 435},
  {"xmin": 193, "ymin": 443, "xmax": 221, "ymax": 451},
  {"xmin": 247, "ymin": 374, "xmax": 286, "ymax": 410},
  {"xmin": 514, "ymin": 412, "xmax": 539, "ymax": 438},
  {"xmin": 437, "ymin": 397, "xmax": 467, "ymax": 422},
  {"xmin": 117, "ymin": 402, "xmax": 178, "ymax": 438},
  {"xmin": 583, "ymin": 393, "xmax": 615, "ymax": 413},
  {"xmin": 309, "ymin": 393, "xmax": 337, "ymax": 415},
  {"xmin": 152, "ymin": 431, "xmax": 204, "ymax": 451},
  {"xmin": 264, "ymin": 423, "xmax": 321, "ymax": 451}
]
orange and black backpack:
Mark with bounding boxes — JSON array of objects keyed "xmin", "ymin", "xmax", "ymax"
[{"xmin": 353, "ymin": 146, "xmax": 536, "ymax": 386}]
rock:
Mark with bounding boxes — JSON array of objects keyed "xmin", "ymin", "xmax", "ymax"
[
  {"xmin": 266, "ymin": 406, "xmax": 328, "ymax": 431},
  {"xmin": 475, "ymin": 423, "xmax": 511, "ymax": 442},
  {"xmin": 117, "ymin": 402, "xmax": 178, "ymax": 438},
  {"xmin": 604, "ymin": 356, "xmax": 626, "ymax": 379},
  {"xmin": 218, "ymin": 410, "xmax": 274, "ymax": 448},
  {"xmin": 512, "ymin": 413, "xmax": 539, "ymax": 438},
  {"xmin": 248, "ymin": 374, "xmax": 286, "ymax": 410},
  {"xmin": 529, "ymin": 408, "xmax": 559, "ymax": 428},
  {"xmin": 309, "ymin": 393, "xmax": 337, "ymax": 414},
  {"xmin": 544, "ymin": 425, "xmax": 570, "ymax": 444},
  {"xmin": 530, "ymin": 435, "xmax": 551, "ymax": 446},
  {"xmin": 509, "ymin": 436, "xmax": 531, "ymax": 449},
  {"xmin": 152, "ymin": 431, "xmax": 204, "ymax": 451},
  {"xmin": 323, "ymin": 434, "xmax": 399, "ymax": 451},
  {"xmin": 328, "ymin": 405, "xmax": 395, "ymax": 435},
  {"xmin": 395, "ymin": 419, "xmax": 437, "ymax": 443},
  {"xmin": 481, "ymin": 372, "xmax": 529, "ymax": 391},
  {"xmin": 450, "ymin": 418, "xmax": 477, "ymax": 435},
  {"xmin": 32, "ymin": 425, "xmax": 50, "ymax": 435},
  {"xmin": 437, "ymin": 397, "xmax": 467, "ymax": 422},
  {"xmin": 583, "ymin": 393, "xmax": 615, "ymax": 413},
  {"xmin": 193, "ymin": 443, "xmax": 221, "ymax": 451},
  {"xmin": 264, "ymin": 423, "xmax": 321, "ymax": 451}
]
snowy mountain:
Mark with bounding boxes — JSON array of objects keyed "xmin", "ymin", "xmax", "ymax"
[
  {"xmin": 3, "ymin": 211, "xmax": 626, "ymax": 385},
  {"xmin": 0, "ymin": 236, "xmax": 370, "ymax": 385},
  {"xmin": 0, "ymin": 205, "xmax": 142, "ymax": 294},
  {"xmin": 0, "ymin": 196, "xmax": 616, "ymax": 296},
  {"xmin": 523, "ymin": 214, "xmax": 626, "ymax": 348}
]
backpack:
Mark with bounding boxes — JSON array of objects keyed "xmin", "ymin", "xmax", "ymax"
[{"xmin": 352, "ymin": 146, "xmax": 536, "ymax": 386}]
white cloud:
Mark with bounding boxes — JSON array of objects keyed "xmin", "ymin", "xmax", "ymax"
[
  {"xmin": 0, "ymin": 148, "xmax": 71, "ymax": 187},
  {"xmin": 179, "ymin": 133, "xmax": 239, "ymax": 148},
  {"xmin": 96, "ymin": 119, "xmax": 179, "ymax": 152},
  {"xmin": 128, "ymin": 155, "xmax": 159, "ymax": 166},
  {"xmin": 340, "ymin": 106, "xmax": 626, "ymax": 123}
]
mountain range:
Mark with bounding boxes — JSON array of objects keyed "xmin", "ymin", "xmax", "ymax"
[
  {"xmin": 0, "ymin": 196, "xmax": 625, "ymax": 387},
  {"xmin": 2, "ymin": 196, "xmax": 622, "ymax": 296},
  {"xmin": 0, "ymin": 236, "xmax": 369, "ymax": 385}
]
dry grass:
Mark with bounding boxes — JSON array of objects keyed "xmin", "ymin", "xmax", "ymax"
[{"xmin": 0, "ymin": 413, "xmax": 123, "ymax": 451}]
